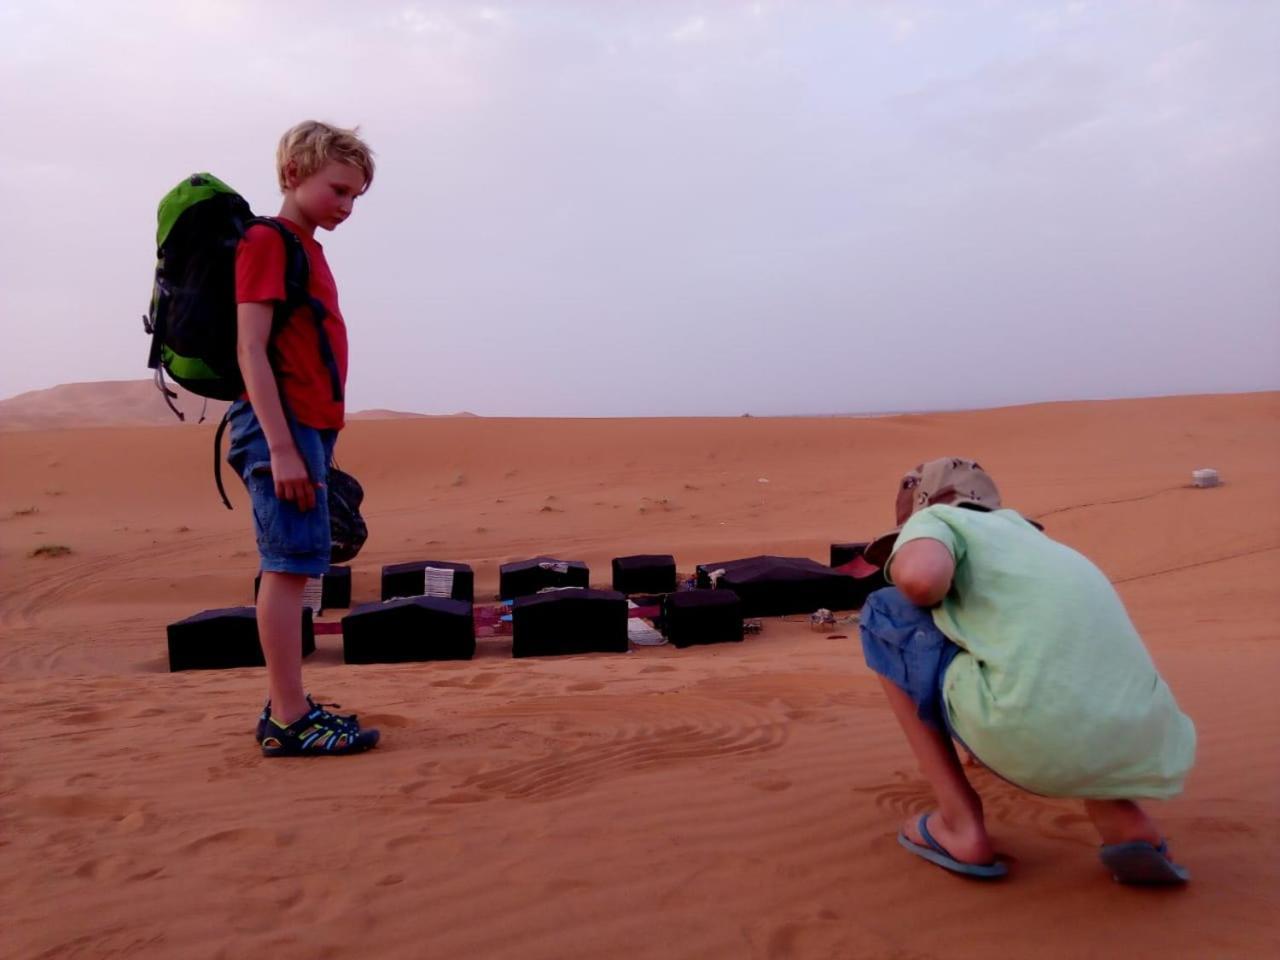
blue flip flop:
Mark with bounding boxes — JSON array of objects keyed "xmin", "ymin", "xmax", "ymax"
[
  {"xmin": 897, "ymin": 814, "xmax": 1008, "ymax": 879},
  {"xmin": 1099, "ymin": 840, "xmax": 1189, "ymax": 885}
]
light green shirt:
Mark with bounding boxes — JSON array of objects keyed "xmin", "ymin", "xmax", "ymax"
[{"xmin": 888, "ymin": 505, "xmax": 1196, "ymax": 799}]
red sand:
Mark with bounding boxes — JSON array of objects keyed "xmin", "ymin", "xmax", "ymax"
[{"xmin": 2, "ymin": 391, "xmax": 1277, "ymax": 958}]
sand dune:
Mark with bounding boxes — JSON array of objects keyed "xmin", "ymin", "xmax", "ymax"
[
  {"xmin": 0, "ymin": 378, "xmax": 233, "ymax": 430},
  {"xmin": 0, "ymin": 380, "xmax": 457, "ymax": 431},
  {"xmin": 2, "ymin": 392, "xmax": 1278, "ymax": 959}
]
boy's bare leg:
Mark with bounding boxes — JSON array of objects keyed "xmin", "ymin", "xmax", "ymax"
[
  {"xmin": 879, "ymin": 677, "xmax": 996, "ymax": 865},
  {"xmin": 1083, "ymin": 799, "xmax": 1163, "ymax": 846},
  {"xmin": 257, "ymin": 571, "xmax": 310, "ymax": 725}
]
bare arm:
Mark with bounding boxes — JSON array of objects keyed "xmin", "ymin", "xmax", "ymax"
[
  {"xmin": 890, "ymin": 538, "xmax": 955, "ymax": 607},
  {"xmin": 237, "ymin": 302, "xmax": 317, "ymax": 511}
]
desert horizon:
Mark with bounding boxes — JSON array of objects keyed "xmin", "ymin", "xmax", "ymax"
[
  {"xmin": 4, "ymin": 376, "xmax": 1274, "ymax": 430},
  {"xmin": 3, "ymin": 390, "xmax": 1278, "ymax": 958}
]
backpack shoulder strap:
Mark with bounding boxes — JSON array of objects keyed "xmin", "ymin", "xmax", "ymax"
[
  {"xmin": 245, "ymin": 216, "xmax": 307, "ymax": 316},
  {"xmin": 213, "ymin": 406, "xmax": 234, "ymax": 510},
  {"xmin": 245, "ymin": 216, "xmax": 343, "ymax": 403}
]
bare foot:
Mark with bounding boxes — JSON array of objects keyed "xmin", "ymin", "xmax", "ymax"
[
  {"xmin": 1084, "ymin": 799, "xmax": 1162, "ymax": 846},
  {"xmin": 902, "ymin": 811, "xmax": 996, "ymax": 865}
]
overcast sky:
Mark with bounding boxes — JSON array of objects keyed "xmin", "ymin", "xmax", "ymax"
[{"xmin": 1, "ymin": 1, "xmax": 1277, "ymax": 416}]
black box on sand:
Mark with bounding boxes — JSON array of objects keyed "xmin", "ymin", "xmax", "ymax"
[
  {"xmin": 342, "ymin": 596, "xmax": 476, "ymax": 664},
  {"xmin": 695, "ymin": 555, "xmax": 861, "ymax": 617},
  {"xmin": 511, "ymin": 588, "xmax": 628, "ymax": 658},
  {"xmin": 662, "ymin": 590, "xmax": 743, "ymax": 648},
  {"xmin": 254, "ymin": 566, "xmax": 352, "ymax": 611},
  {"xmin": 612, "ymin": 554, "xmax": 677, "ymax": 595},
  {"xmin": 500, "ymin": 557, "xmax": 589, "ymax": 600},
  {"xmin": 381, "ymin": 560, "xmax": 474, "ymax": 603},
  {"xmin": 167, "ymin": 606, "xmax": 314, "ymax": 672}
]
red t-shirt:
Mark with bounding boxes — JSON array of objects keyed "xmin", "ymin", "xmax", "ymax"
[{"xmin": 235, "ymin": 217, "xmax": 348, "ymax": 430}]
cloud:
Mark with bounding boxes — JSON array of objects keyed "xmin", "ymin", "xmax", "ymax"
[
  {"xmin": 398, "ymin": 5, "xmax": 442, "ymax": 34},
  {"xmin": 670, "ymin": 15, "xmax": 707, "ymax": 44}
]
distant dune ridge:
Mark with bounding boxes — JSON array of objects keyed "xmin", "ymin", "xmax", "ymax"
[
  {"xmin": 0, "ymin": 380, "xmax": 467, "ymax": 430},
  {"xmin": 0, "ymin": 379, "xmax": 230, "ymax": 430}
]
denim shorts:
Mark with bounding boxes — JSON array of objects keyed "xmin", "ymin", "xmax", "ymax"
[
  {"xmin": 225, "ymin": 400, "xmax": 337, "ymax": 577},
  {"xmin": 860, "ymin": 586, "xmax": 961, "ymax": 733}
]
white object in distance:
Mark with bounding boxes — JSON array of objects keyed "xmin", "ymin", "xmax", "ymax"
[{"xmin": 1191, "ymin": 468, "xmax": 1221, "ymax": 488}]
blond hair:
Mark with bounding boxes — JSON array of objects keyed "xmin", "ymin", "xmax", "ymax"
[{"xmin": 276, "ymin": 120, "xmax": 375, "ymax": 193}]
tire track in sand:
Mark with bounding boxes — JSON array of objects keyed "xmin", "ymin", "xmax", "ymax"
[{"xmin": 449, "ymin": 692, "xmax": 788, "ymax": 801}]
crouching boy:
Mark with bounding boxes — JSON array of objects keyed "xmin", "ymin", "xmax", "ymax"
[{"xmin": 859, "ymin": 457, "xmax": 1195, "ymax": 883}]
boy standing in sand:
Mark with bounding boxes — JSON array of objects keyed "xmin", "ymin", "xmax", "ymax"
[
  {"xmin": 858, "ymin": 457, "xmax": 1195, "ymax": 883},
  {"xmin": 226, "ymin": 121, "xmax": 379, "ymax": 756}
]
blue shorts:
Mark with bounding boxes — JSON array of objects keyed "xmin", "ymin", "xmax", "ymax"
[
  {"xmin": 225, "ymin": 400, "xmax": 337, "ymax": 577},
  {"xmin": 860, "ymin": 587, "xmax": 961, "ymax": 733}
]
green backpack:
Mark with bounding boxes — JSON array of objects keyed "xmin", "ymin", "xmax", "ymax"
[
  {"xmin": 143, "ymin": 172, "xmax": 342, "ymax": 419},
  {"xmin": 143, "ymin": 173, "xmax": 343, "ymax": 508}
]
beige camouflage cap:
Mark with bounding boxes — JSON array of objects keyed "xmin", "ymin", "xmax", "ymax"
[{"xmin": 863, "ymin": 457, "xmax": 1003, "ymax": 568}]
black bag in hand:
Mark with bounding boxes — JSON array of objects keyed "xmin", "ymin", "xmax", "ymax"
[{"xmin": 328, "ymin": 465, "xmax": 368, "ymax": 563}]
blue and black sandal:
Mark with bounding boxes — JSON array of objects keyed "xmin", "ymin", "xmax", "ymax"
[
  {"xmin": 256, "ymin": 696, "xmax": 360, "ymax": 743},
  {"xmin": 255, "ymin": 699, "xmax": 272, "ymax": 743},
  {"xmin": 1099, "ymin": 840, "xmax": 1189, "ymax": 885},
  {"xmin": 258, "ymin": 701, "xmax": 379, "ymax": 757}
]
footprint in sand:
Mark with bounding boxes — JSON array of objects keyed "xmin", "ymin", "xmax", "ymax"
[
  {"xmin": 750, "ymin": 777, "xmax": 793, "ymax": 792},
  {"xmin": 74, "ymin": 856, "xmax": 165, "ymax": 883},
  {"xmin": 183, "ymin": 827, "xmax": 294, "ymax": 855},
  {"xmin": 428, "ymin": 791, "xmax": 489, "ymax": 805},
  {"xmin": 115, "ymin": 810, "xmax": 157, "ymax": 835},
  {"xmin": 74, "ymin": 856, "xmax": 123, "ymax": 880},
  {"xmin": 384, "ymin": 834, "xmax": 426, "ymax": 851},
  {"xmin": 23, "ymin": 792, "xmax": 133, "ymax": 819},
  {"xmin": 431, "ymin": 673, "xmax": 500, "ymax": 690},
  {"xmin": 59, "ymin": 708, "xmax": 106, "ymax": 726}
]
